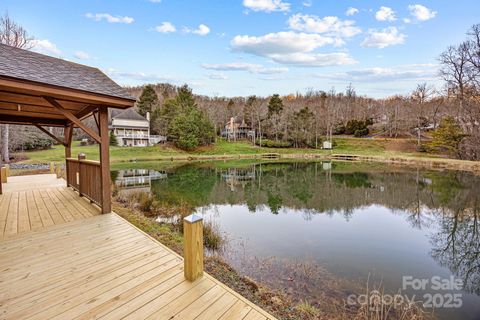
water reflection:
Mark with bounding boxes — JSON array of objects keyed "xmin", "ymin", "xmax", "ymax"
[
  {"xmin": 113, "ymin": 161, "xmax": 480, "ymax": 319},
  {"xmin": 112, "ymin": 168, "xmax": 167, "ymax": 194}
]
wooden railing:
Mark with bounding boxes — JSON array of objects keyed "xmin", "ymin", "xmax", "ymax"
[{"xmin": 66, "ymin": 157, "xmax": 102, "ymax": 205}]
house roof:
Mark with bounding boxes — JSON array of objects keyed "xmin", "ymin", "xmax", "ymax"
[
  {"xmin": 112, "ymin": 108, "xmax": 148, "ymax": 122},
  {"xmin": 0, "ymin": 44, "xmax": 135, "ymax": 101}
]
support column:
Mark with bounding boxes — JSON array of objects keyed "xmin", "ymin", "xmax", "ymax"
[
  {"xmin": 64, "ymin": 124, "xmax": 73, "ymax": 187},
  {"xmin": 98, "ymin": 107, "xmax": 111, "ymax": 214},
  {"xmin": 183, "ymin": 214, "xmax": 204, "ymax": 281}
]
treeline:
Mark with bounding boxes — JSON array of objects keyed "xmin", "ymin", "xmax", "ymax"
[{"xmin": 125, "ymin": 24, "xmax": 480, "ymax": 160}]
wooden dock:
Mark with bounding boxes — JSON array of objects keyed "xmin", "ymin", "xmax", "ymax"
[{"xmin": 0, "ymin": 175, "xmax": 275, "ymax": 320}]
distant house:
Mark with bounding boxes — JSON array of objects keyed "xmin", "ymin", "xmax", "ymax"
[
  {"xmin": 221, "ymin": 116, "xmax": 253, "ymax": 140},
  {"xmin": 109, "ymin": 109, "xmax": 166, "ymax": 147}
]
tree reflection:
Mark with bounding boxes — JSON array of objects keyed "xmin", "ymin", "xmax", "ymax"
[{"xmin": 430, "ymin": 188, "xmax": 480, "ymax": 295}]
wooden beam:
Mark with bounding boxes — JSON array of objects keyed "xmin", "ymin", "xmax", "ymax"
[
  {"xmin": 0, "ymin": 77, "xmax": 135, "ymax": 108},
  {"xmin": 98, "ymin": 107, "xmax": 111, "ymax": 214},
  {"xmin": 0, "ymin": 101, "xmax": 67, "ymax": 116},
  {"xmin": 92, "ymin": 111, "xmax": 100, "ymax": 131},
  {"xmin": 43, "ymin": 96, "xmax": 101, "ymax": 143},
  {"xmin": 0, "ymin": 91, "xmax": 89, "ymax": 110},
  {"xmin": 76, "ymin": 105, "xmax": 99, "ymax": 120},
  {"xmin": 64, "ymin": 124, "xmax": 73, "ymax": 157},
  {"xmin": 0, "ymin": 114, "xmax": 67, "ymax": 126},
  {"xmin": 34, "ymin": 124, "xmax": 67, "ymax": 146},
  {"xmin": 0, "ymin": 108, "xmax": 65, "ymax": 120}
]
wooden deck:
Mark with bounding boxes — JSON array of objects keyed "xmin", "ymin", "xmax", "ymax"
[
  {"xmin": 0, "ymin": 175, "xmax": 275, "ymax": 320},
  {"xmin": 0, "ymin": 174, "xmax": 101, "ymax": 239}
]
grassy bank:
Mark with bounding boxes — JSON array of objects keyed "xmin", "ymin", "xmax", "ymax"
[
  {"xmin": 15, "ymin": 137, "xmax": 480, "ymax": 173},
  {"xmin": 12, "ymin": 137, "xmax": 445, "ymax": 163}
]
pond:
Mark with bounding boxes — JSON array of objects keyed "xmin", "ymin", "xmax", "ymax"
[{"xmin": 112, "ymin": 161, "xmax": 480, "ymax": 319}]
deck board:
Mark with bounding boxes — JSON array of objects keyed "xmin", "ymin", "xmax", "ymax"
[{"xmin": 0, "ymin": 175, "xmax": 276, "ymax": 320}]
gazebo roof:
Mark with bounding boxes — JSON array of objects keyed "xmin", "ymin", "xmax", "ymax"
[
  {"xmin": 0, "ymin": 44, "xmax": 135, "ymax": 127},
  {"xmin": 0, "ymin": 44, "xmax": 134, "ymax": 100}
]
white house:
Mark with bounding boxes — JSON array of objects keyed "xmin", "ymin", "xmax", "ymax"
[{"xmin": 110, "ymin": 109, "xmax": 165, "ymax": 147}]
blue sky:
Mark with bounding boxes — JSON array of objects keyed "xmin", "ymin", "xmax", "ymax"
[{"xmin": 2, "ymin": 0, "xmax": 479, "ymax": 98}]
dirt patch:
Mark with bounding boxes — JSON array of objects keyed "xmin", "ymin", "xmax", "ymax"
[{"xmin": 385, "ymin": 139, "xmax": 417, "ymax": 153}]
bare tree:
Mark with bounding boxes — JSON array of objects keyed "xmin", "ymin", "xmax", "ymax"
[
  {"xmin": 439, "ymin": 43, "xmax": 471, "ymax": 109},
  {"xmin": 439, "ymin": 24, "xmax": 480, "ymax": 160},
  {"xmin": 0, "ymin": 12, "xmax": 33, "ymax": 163},
  {"xmin": 411, "ymin": 83, "xmax": 434, "ymax": 146}
]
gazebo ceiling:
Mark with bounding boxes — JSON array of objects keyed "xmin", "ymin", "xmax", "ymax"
[{"xmin": 0, "ymin": 44, "xmax": 136, "ymax": 127}]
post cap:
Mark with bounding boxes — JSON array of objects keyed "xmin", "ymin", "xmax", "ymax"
[
  {"xmin": 78, "ymin": 153, "xmax": 86, "ymax": 160},
  {"xmin": 184, "ymin": 214, "xmax": 203, "ymax": 224}
]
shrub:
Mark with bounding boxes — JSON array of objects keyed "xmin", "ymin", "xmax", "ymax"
[
  {"xmin": 344, "ymin": 119, "xmax": 371, "ymax": 137},
  {"xmin": 333, "ymin": 123, "xmax": 346, "ymax": 135},
  {"xmin": 416, "ymin": 144, "xmax": 428, "ymax": 152},
  {"xmin": 203, "ymin": 220, "xmax": 225, "ymax": 251},
  {"xmin": 256, "ymin": 139, "xmax": 293, "ymax": 148},
  {"xmin": 354, "ymin": 128, "xmax": 369, "ymax": 137}
]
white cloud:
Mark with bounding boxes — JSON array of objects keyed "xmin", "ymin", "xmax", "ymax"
[
  {"xmin": 243, "ymin": 0, "xmax": 290, "ymax": 12},
  {"xmin": 202, "ymin": 62, "xmax": 288, "ymax": 74},
  {"xmin": 207, "ymin": 73, "xmax": 228, "ymax": 80},
  {"xmin": 155, "ymin": 22, "xmax": 176, "ymax": 33},
  {"xmin": 302, "ymin": 0, "xmax": 312, "ymax": 8},
  {"xmin": 232, "ymin": 32, "xmax": 335, "ymax": 56},
  {"xmin": 193, "ymin": 24, "xmax": 210, "ymax": 36},
  {"xmin": 184, "ymin": 24, "xmax": 210, "ymax": 36},
  {"xmin": 85, "ymin": 13, "xmax": 134, "ymax": 24},
  {"xmin": 375, "ymin": 6, "xmax": 396, "ymax": 21},
  {"xmin": 403, "ymin": 18, "xmax": 411, "ymax": 24},
  {"xmin": 269, "ymin": 52, "xmax": 356, "ymax": 67},
  {"xmin": 231, "ymin": 32, "xmax": 356, "ymax": 67},
  {"xmin": 313, "ymin": 64, "xmax": 438, "ymax": 82},
  {"xmin": 408, "ymin": 4, "xmax": 437, "ymax": 21},
  {"xmin": 105, "ymin": 69, "xmax": 177, "ymax": 83},
  {"xmin": 74, "ymin": 51, "xmax": 91, "ymax": 60},
  {"xmin": 361, "ymin": 27, "xmax": 406, "ymax": 48},
  {"xmin": 29, "ymin": 39, "xmax": 61, "ymax": 56},
  {"xmin": 345, "ymin": 7, "xmax": 359, "ymax": 16},
  {"xmin": 288, "ymin": 14, "xmax": 361, "ymax": 38}
]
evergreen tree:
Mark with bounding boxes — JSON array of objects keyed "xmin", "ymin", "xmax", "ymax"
[
  {"xmin": 290, "ymin": 107, "xmax": 314, "ymax": 147},
  {"xmin": 137, "ymin": 85, "xmax": 159, "ymax": 117},
  {"xmin": 267, "ymin": 94, "xmax": 284, "ymax": 141},
  {"xmin": 109, "ymin": 131, "xmax": 118, "ymax": 146},
  {"xmin": 431, "ymin": 117, "xmax": 466, "ymax": 157},
  {"xmin": 157, "ymin": 84, "xmax": 214, "ymax": 150},
  {"xmin": 267, "ymin": 94, "xmax": 284, "ymax": 117}
]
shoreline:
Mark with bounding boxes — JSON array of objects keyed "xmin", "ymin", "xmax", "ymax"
[{"xmin": 12, "ymin": 151, "xmax": 480, "ymax": 174}]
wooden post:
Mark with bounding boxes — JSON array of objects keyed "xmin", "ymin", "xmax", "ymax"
[
  {"xmin": 49, "ymin": 162, "xmax": 55, "ymax": 174},
  {"xmin": 5, "ymin": 164, "xmax": 9, "ymax": 177},
  {"xmin": 183, "ymin": 214, "xmax": 204, "ymax": 281},
  {"xmin": 64, "ymin": 124, "xmax": 73, "ymax": 183},
  {"xmin": 98, "ymin": 107, "xmax": 111, "ymax": 214},
  {"xmin": 0, "ymin": 166, "xmax": 3, "ymax": 194},
  {"xmin": 78, "ymin": 153, "xmax": 86, "ymax": 196},
  {"xmin": 55, "ymin": 165, "xmax": 62, "ymax": 179},
  {"xmin": 0, "ymin": 167, "xmax": 6, "ymax": 183}
]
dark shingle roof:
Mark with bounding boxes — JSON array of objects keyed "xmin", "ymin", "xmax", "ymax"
[
  {"xmin": 0, "ymin": 44, "xmax": 135, "ymax": 101},
  {"xmin": 112, "ymin": 108, "xmax": 148, "ymax": 121}
]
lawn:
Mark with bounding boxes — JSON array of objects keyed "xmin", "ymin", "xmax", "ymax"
[{"xmin": 16, "ymin": 137, "xmax": 433, "ymax": 164}]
